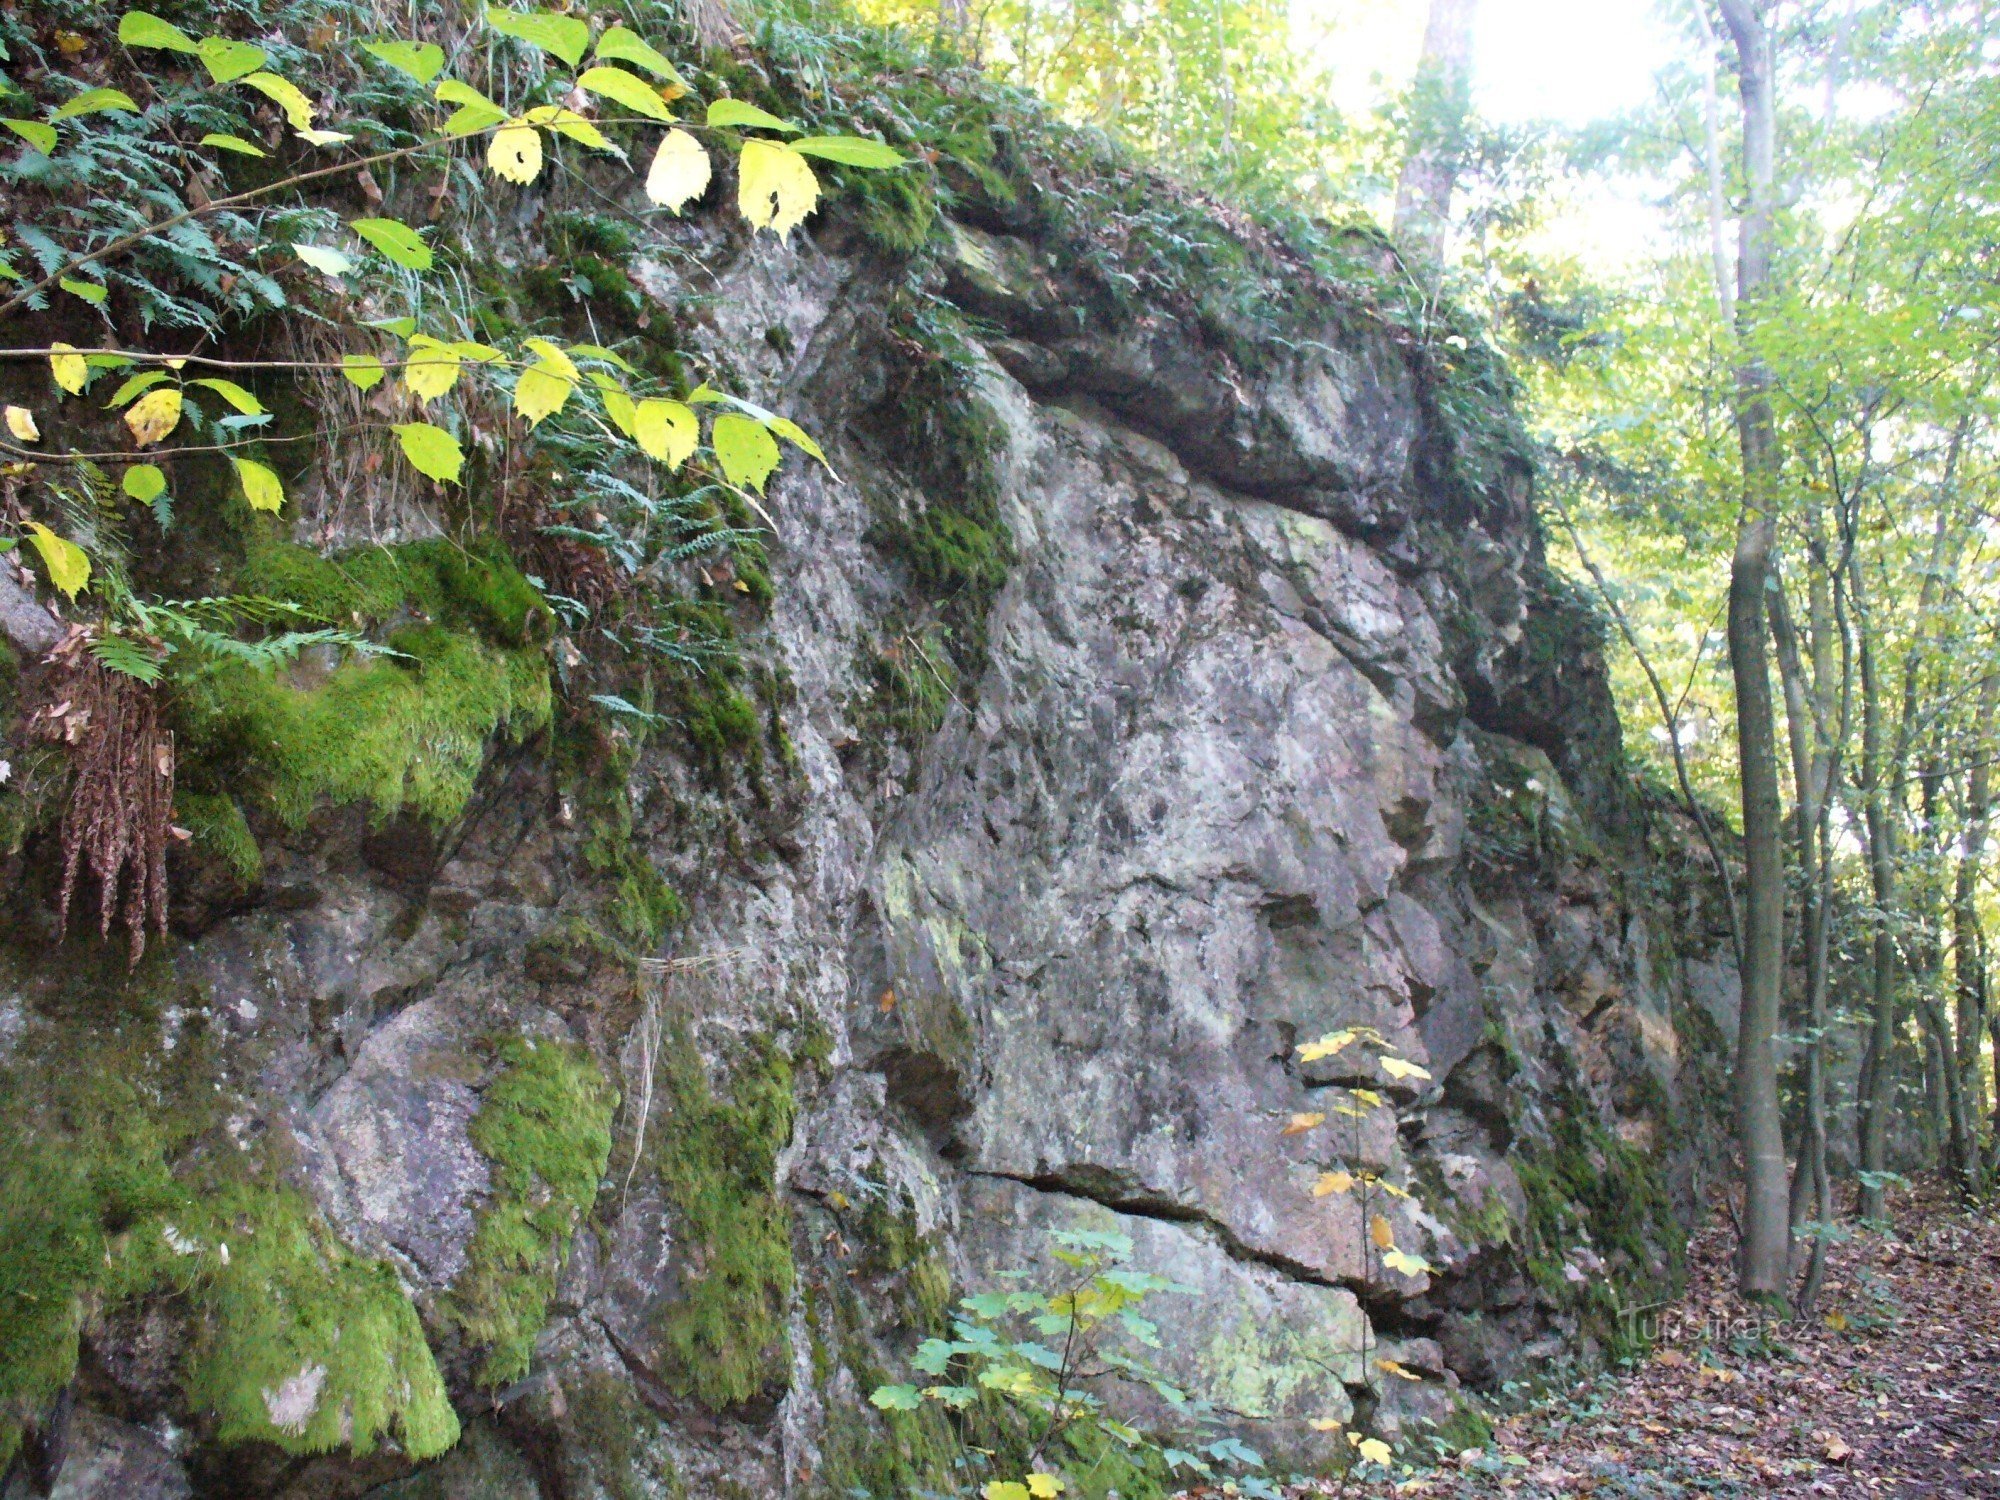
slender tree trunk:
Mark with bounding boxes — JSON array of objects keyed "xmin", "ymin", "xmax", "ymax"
[
  {"xmin": 1953, "ymin": 671, "xmax": 1997, "ymax": 1192},
  {"xmin": 1718, "ymin": 0, "xmax": 1790, "ymax": 1300},
  {"xmin": 1852, "ymin": 584, "xmax": 1900, "ymax": 1218},
  {"xmin": 1772, "ymin": 581, "xmax": 1826, "ymax": 1249},
  {"xmin": 1392, "ymin": 0, "xmax": 1478, "ymax": 267},
  {"xmin": 1915, "ymin": 750, "xmax": 1976, "ymax": 1193},
  {"xmin": 1690, "ymin": 0, "xmax": 1736, "ymax": 324}
]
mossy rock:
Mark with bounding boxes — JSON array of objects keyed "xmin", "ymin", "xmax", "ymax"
[
  {"xmin": 177, "ymin": 622, "xmax": 551, "ymax": 829},
  {"xmin": 647, "ymin": 1029, "xmax": 797, "ymax": 1412},
  {"xmin": 446, "ymin": 1035, "xmax": 617, "ymax": 1386},
  {"xmin": 0, "ymin": 967, "xmax": 457, "ymax": 1468}
]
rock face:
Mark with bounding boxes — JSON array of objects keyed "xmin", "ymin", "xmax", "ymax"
[{"xmin": 0, "ymin": 132, "xmax": 1731, "ymax": 1500}]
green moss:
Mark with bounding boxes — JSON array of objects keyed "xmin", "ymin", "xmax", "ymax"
[
  {"xmin": 179, "ymin": 623, "xmax": 550, "ymax": 828},
  {"xmin": 1515, "ymin": 1106, "xmax": 1684, "ymax": 1359},
  {"xmin": 175, "ymin": 790, "xmax": 262, "ymax": 886},
  {"xmin": 565, "ymin": 1368, "xmax": 673, "ymax": 1500},
  {"xmin": 648, "ymin": 1029, "xmax": 796, "ymax": 1411},
  {"xmin": 236, "ymin": 532, "xmax": 552, "ymax": 644},
  {"xmin": 679, "ymin": 675, "xmax": 762, "ymax": 763},
  {"xmin": 182, "ymin": 1179, "xmax": 460, "ymax": 1459},
  {"xmin": 1424, "ymin": 1399, "xmax": 1495, "ymax": 1457},
  {"xmin": 0, "ymin": 958, "xmax": 456, "ymax": 1468},
  {"xmin": 447, "ymin": 1036, "xmax": 617, "ymax": 1386},
  {"xmin": 562, "ymin": 723, "xmax": 687, "ymax": 951}
]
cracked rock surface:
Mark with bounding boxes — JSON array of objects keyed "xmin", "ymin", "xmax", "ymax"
[{"xmin": 0, "ymin": 207, "xmax": 1731, "ymax": 1499}]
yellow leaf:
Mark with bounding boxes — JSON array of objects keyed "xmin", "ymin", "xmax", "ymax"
[
  {"xmin": 4, "ymin": 406, "xmax": 39, "ymax": 442},
  {"xmin": 633, "ymin": 399, "xmax": 698, "ymax": 469},
  {"xmin": 232, "ymin": 457, "xmax": 284, "ymax": 513},
  {"xmin": 1356, "ymin": 1437, "xmax": 1392, "ymax": 1466},
  {"xmin": 1026, "ymin": 1476, "xmax": 1064, "ymax": 1498},
  {"xmin": 49, "ymin": 342, "xmax": 87, "ymax": 395},
  {"xmin": 737, "ymin": 138, "xmax": 818, "ymax": 237},
  {"xmin": 1369, "ymin": 1214, "xmax": 1395, "ymax": 1251},
  {"xmin": 712, "ymin": 411, "xmax": 781, "ymax": 492},
  {"xmin": 23, "ymin": 522, "xmax": 89, "ymax": 598},
  {"xmin": 1376, "ymin": 1358, "xmax": 1420, "ymax": 1381},
  {"xmin": 1309, "ymin": 1417, "xmax": 1344, "ymax": 1433},
  {"xmin": 600, "ymin": 385, "xmax": 638, "ymax": 438},
  {"xmin": 646, "ymin": 128, "xmax": 711, "ymax": 211},
  {"xmin": 1380, "ymin": 1056, "xmax": 1432, "ymax": 1082},
  {"xmin": 983, "ymin": 1486, "xmax": 1030, "ymax": 1500},
  {"xmin": 1313, "ymin": 1171, "xmax": 1354, "ymax": 1198},
  {"xmin": 488, "ymin": 122, "xmax": 543, "ymax": 185},
  {"xmin": 402, "ymin": 335, "xmax": 462, "ymax": 402},
  {"xmin": 1351, "ymin": 1088, "xmax": 1384, "ymax": 1108},
  {"xmin": 511, "ymin": 339, "xmax": 578, "ymax": 427},
  {"xmin": 124, "ymin": 386, "xmax": 182, "ymax": 446},
  {"xmin": 1382, "ymin": 1248, "xmax": 1432, "ymax": 1276},
  {"xmin": 1297, "ymin": 1029, "xmax": 1355, "ymax": 1063},
  {"xmin": 238, "ymin": 70, "xmax": 315, "ymax": 130},
  {"xmin": 1282, "ymin": 1111, "xmax": 1325, "ymax": 1136}
]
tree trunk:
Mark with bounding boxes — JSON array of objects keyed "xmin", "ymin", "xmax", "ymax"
[
  {"xmin": 1718, "ymin": 0, "xmax": 1790, "ymax": 1301},
  {"xmin": 1851, "ymin": 568, "xmax": 1899, "ymax": 1219},
  {"xmin": 1953, "ymin": 670, "xmax": 1997, "ymax": 1193},
  {"xmin": 1392, "ymin": 0, "xmax": 1478, "ymax": 267}
]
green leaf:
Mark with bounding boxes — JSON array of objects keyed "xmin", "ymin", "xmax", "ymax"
[
  {"xmin": 294, "ymin": 243, "xmax": 354, "ymax": 275},
  {"xmin": 232, "ymin": 456, "xmax": 284, "ymax": 512},
  {"xmin": 4, "ymin": 118, "xmax": 56, "ymax": 155},
  {"xmin": 712, "ymin": 412, "xmax": 781, "ymax": 493},
  {"xmin": 200, "ymin": 131, "xmax": 267, "ymax": 157},
  {"xmin": 789, "ymin": 135, "xmax": 906, "ymax": 168},
  {"xmin": 362, "ymin": 39, "xmax": 445, "ymax": 84},
  {"xmin": 592, "ymin": 25, "xmax": 686, "ymax": 86},
  {"xmin": 23, "ymin": 522, "xmax": 89, "ymax": 598},
  {"xmin": 350, "ymin": 217, "xmax": 433, "ymax": 270},
  {"xmin": 122, "ymin": 463, "xmax": 166, "ymax": 503},
  {"xmin": 341, "ymin": 353, "xmax": 386, "ymax": 391},
  {"xmin": 868, "ymin": 1385, "xmax": 921, "ymax": 1412},
  {"xmin": 52, "ymin": 87, "xmax": 140, "ymax": 121},
  {"xmin": 395, "ymin": 421, "xmax": 463, "ymax": 483},
  {"xmin": 435, "ymin": 79, "xmax": 506, "ymax": 136},
  {"xmin": 118, "ymin": 11, "xmax": 199, "ymax": 52},
  {"xmin": 106, "ymin": 370, "xmax": 170, "ymax": 408},
  {"xmin": 59, "ymin": 277, "xmax": 106, "ymax": 306},
  {"xmin": 237, "ymin": 71, "xmax": 314, "ymax": 129},
  {"xmin": 485, "ymin": 9, "xmax": 590, "ymax": 67},
  {"xmin": 706, "ymin": 97, "xmax": 799, "ymax": 133},
  {"xmin": 197, "ymin": 37, "xmax": 267, "ymax": 84},
  {"xmin": 576, "ymin": 65, "xmax": 673, "ymax": 122},
  {"xmin": 191, "ymin": 376, "xmax": 264, "ymax": 415}
]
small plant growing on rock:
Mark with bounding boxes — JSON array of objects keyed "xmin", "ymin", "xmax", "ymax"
[
  {"xmin": 1289, "ymin": 1024, "xmax": 1439, "ymax": 1483},
  {"xmin": 871, "ymin": 1227, "xmax": 1280, "ymax": 1497}
]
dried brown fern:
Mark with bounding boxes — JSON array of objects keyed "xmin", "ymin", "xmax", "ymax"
[{"xmin": 31, "ymin": 629, "xmax": 175, "ymax": 962}]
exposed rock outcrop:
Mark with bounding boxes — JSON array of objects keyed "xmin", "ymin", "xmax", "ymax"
[{"xmin": 0, "ymin": 45, "xmax": 1735, "ymax": 1500}]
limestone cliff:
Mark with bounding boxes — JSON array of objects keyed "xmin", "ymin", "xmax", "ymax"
[{"xmin": 0, "ymin": 13, "xmax": 1733, "ymax": 1498}]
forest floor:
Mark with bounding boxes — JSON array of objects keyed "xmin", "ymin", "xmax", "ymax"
[{"xmin": 1309, "ymin": 1182, "xmax": 2000, "ymax": 1499}]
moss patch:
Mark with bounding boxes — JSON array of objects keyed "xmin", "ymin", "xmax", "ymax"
[
  {"xmin": 447, "ymin": 1036, "xmax": 617, "ymax": 1386},
  {"xmin": 175, "ymin": 789, "xmax": 263, "ymax": 886},
  {"xmin": 182, "ymin": 1178, "xmax": 460, "ymax": 1459},
  {"xmin": 1516, "ymin": 1108, "xmax": 1684, "ymax": 1359},
  {"xmin": 178, "ymin": 622, "xmax": 550, "ymax": 829},
  {"xmin": 648, "ymin": 1028, "xmax": 797, "ymax": 1411}
]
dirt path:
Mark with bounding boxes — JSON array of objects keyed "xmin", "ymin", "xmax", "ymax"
[{"xmin": 1320, "ymin": 1185, "xmax": 2000, "ymax": 1498}]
